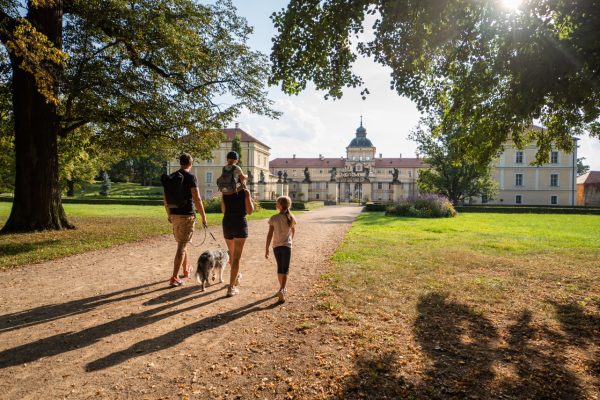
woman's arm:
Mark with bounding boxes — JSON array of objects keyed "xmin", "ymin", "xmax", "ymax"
[{"xmin": 244, "ymin": 189, "xmax": 254, "ymax": 215}]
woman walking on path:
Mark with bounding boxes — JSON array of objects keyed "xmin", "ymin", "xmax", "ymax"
[
  {"xmin": 265, "ymin": 196, "xmax": 296, "ymax": 303},
  {"xmin": 220, "ymin": 151, "xmax": 253, "ymax": 297}
]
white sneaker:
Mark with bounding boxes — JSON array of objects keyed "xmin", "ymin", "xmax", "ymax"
[{"xmin": 226, "ymin": 286, "xmax": 239, "ymax": 297}]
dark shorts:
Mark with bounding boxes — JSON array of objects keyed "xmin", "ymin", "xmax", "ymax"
[
  {"xmin": 273, "ymin": 246, "xmax": 291, "ymax": 275},
  {"xmin": 222, "ymin": 215, "xmax": 248, "ymax": 240}
]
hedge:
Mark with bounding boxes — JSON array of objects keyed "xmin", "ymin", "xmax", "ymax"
[
  {"xmin": 0, "ymin": 196, "xmax": 163, "ymax": 206},
  {"xmin": 259, "ymin": 200, "xmax": 324, "ymax": 211},
  {"xmin": 455, "ymin": 205, "xmax": 600, "ymax": 215}
]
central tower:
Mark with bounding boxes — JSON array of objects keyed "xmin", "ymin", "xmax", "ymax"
[{"xmin": 346, "ymin": 117, "xmax": 376, "ymax": 172}]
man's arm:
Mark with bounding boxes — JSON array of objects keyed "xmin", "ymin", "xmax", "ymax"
[
  {"xmin": 191, "ymin": 187, "xmax": 208, "ymax": 227},
  {"xmin": 163, "ymin": 193, "xmax": 172, "ymax": 223},
  {"xmin": 265, "ymin": 225, "xmax": 274, "ymax": 259}
]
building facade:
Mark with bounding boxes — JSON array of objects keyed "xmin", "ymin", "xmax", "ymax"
[
  {"xmin": 167, "ymin": 124, "xmax": 278, "ymax": 200},
  {"xmin": 576, "ymin": 171, "xmax": 600, "ymax": 206},
  {"xmin": 486, "ymin": 126, "xmax": 578, "ymax": 206},
  {"xmin": 270, "ymin": 120, "xmax": 425, "ymax": 203}
]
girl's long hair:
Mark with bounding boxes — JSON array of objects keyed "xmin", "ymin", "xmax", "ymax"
[{"xmin": 276, "ymin": 196, "xmax": 294, "ymax": 226}]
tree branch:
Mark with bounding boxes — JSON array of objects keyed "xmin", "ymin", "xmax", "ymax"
[
  {"xmin": 0, "ymin": 8, "xmax": 17, "ymax": 46},
  {"xmin": 60, "ymin": 119, "xmax": 89, "ymax": 136}
]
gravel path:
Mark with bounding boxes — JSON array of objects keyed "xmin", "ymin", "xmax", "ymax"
[{"xmin": 0, "ymin": 205, "xmax": 362, "ymax": 399}]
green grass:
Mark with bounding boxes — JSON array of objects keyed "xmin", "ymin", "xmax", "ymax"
[
  {"xmin": 0, "ymin": 203, "xmax": 272, "ymax": 269},
  {"xmin": 329, "ymin": 212, "xmax": 600, "ymax": 318},
  {"xmin": 74, "ymin": 181, "xmax": 164, "ymax": 198}
]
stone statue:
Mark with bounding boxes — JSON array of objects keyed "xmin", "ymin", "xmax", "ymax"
[
  {"xmin": 391, "ymin": 168, "xmax": 399, "ymax": 183},
  {"xmin": 277, "ymin": 170, "xmax": 283, "ymax": 183},
  {"xmin": 330, "ymin": 167, "xmax": 337, "ymax": 182},
  {"xmin": 303, "ymin": 167, "xmax": 311, "ymax": 183},
  {"xmin": 364, "ymin": 167, "xmax": 370, "ymax": 182},
  {"xmin": 283, "ymin": 171, "xmax": 288, "ymax": 183},
  {"xmin": 247, "ymin": 170, "xmax": 253, "ymax": 184},
  {"xmin": 259, "ymin": 170, "xmax": 265, "ymax": 183}
]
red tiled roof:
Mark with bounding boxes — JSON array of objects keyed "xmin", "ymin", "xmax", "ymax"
[
  {"xmin": 374, "ymin": 158, "xmax": 428, "ymax": 168},
  {"xmin": 577, "ymin": 171, "xmax": 600, "ymax": 185},
  {"xmin": 270, "ymin": 158, "xmax": 346, "ymax": 168},
  {"xmin": 223, "ymin": 128, "xmax": 270, "ymax": 149}
]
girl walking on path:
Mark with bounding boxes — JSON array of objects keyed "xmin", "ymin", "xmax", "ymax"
[
  {"xmin": 220, "ymin": 152, "xmax": 253, "ymax": 297},
  {"xmin": 265, "ymin": 196, "xmax": 296, "ymax": 303}
]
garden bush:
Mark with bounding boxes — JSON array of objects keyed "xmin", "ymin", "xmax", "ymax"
[{"xmin": 385, "ymin": 196, "xmax": 457, "ymax": 218}]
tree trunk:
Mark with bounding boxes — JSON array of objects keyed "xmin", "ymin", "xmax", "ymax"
[
  {"xmin": 0, "ymin": 1, "xmax": 72, "ymax": 233},
  {"xmin": 66, "ymin": 180, "xmax": 75, "ymax": 197}
]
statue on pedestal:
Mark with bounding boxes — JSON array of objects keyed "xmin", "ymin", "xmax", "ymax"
[
  {"xmin": 391, "ymin": 168, "xmax": 400, "ymax": 183},
  {"xmin": 364, "ymin": 167, "xmax": 370, "ymax": 182},
  {"xmin": 283, "ymin": 171, "xmax": 288, "ymax": 183},
  {"xmin": 247, "ymin": 170, "xmax": 253, "ymax": 184},
  {"xmin": 259, "ymin": 170, "xmax": 265, "ymax": 183},
  {"xmin": 303, "ymin": 167, "xmax": 311, "ymax": 183},
  {"xmin": 277, "ymin": 170, "xmax": 283, "ymax": 183},
  {"xmin": 329, "ymin": 167, "xmax": 337, "ymax": 182}
]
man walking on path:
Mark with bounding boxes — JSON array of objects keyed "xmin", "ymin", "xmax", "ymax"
[{"xmin": 163, "ymin": 153, "xmax": 208, "ymax": 287}]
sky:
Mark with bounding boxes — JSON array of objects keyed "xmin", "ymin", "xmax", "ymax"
[{"xmin": 231, "ymin": 1, "xmax": 600, "ymax": 170}]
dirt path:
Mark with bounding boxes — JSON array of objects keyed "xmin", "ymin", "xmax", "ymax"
[{"xmin": 0, "ymin": 205, "xmax": 362, "ymax": 399}]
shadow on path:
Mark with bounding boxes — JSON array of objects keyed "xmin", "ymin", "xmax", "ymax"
[
  {"xmin": 336, "ymin": 292, "xmax": 592, "ymax": 399},
  {"xmin": 86, "ymin": 296, "xmax": 280, "ymax": 371},
  {"xmin": 0, "ymin": 285, "xmax": 225, "ymax": 368},
  {"xmin": 0, "ymin": 281, "xmax": 166, "ymax": 334}
]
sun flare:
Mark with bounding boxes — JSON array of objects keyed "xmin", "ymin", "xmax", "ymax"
[{"xmin": 501, "ymin": 0, "xmax": 522, "ymax": 10}]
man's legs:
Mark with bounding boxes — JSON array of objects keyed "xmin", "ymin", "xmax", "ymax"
[{"xmin": 173, "ymin": 241, "xmax": 188, "ymax": 279}]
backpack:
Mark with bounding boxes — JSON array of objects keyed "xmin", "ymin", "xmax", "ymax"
[
  {"xmin": 216, "ymin": 166, "xmax": 238, "ymax": 194},
  {"xmin": 161, "ymin": 171, "xmax": 187, "ymax": 208}
]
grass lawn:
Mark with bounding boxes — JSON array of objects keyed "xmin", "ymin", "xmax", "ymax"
[
  {"xmin": 74, "ymin": 181, "xmax": 164, "ymax": 198},
  {"xmin": 323, "ymin": 212, "xmax": 600, "ymax": 399},
  {"xmin": 0, "ymin": 203, "xmax": 272, "ymax": 269}
]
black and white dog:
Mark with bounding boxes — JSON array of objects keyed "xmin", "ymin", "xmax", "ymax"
[{"xmin": 196, "ymin": 249, "xmax": 229, "ymax": 291}]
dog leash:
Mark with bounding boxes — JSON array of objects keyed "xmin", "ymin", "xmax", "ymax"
[{"xmin": 196, "ymin": 224, "xmax": 219, "ymax": 247}]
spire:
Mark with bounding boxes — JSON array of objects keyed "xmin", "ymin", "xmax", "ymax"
[{"xmin": 360, "ymin": 115, "xmax": 363, "ymax": 127}]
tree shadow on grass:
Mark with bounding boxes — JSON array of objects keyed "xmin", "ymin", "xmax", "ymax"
[
  {"xmin": 0, "ymin": 240, "xmax": 63, "ymax": 257},
  {"xmin": 0, "ymin": 281, "xmax": 166, "ymax": 333},
  {"xmin": 86, "ymin": 295, "xmax": 280, "ymax": 371},
  {"xmin": 0, "ymin": 285, "xmax": 225, "ymax": 368},
  {"xmin": 336, "ymin": 293, "xmax": 588, "ymax": 399}
]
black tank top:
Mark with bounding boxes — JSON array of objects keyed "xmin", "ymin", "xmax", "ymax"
[{"xmin": 223, "ymin": 190, "xmax": 247, "ymax": 217}]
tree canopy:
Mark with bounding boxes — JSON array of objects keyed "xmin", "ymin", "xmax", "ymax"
[
  {"xmin": 270, "ymin": 0, "xmax": 600, "ymax": 164},
  {"xmin": 0, "ymin": 0, "xmax": 278, "ymax": 232}
]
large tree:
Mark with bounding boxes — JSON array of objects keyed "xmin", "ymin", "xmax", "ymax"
[
  {"xmin": 270, "ymin": 0, "xmax": 600, "ymax": 165},
  {"xmin": 0, "ymin": 0, "xmax": 277, "ymax": 232},
  {"xmin": 411, "ymin": 111, "xmax": 497, "ymax": 205}
]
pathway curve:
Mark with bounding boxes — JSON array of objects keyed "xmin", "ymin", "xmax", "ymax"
[{"xmin": 0, "ymin": 205, "xmax": 362, "ymax": 399}]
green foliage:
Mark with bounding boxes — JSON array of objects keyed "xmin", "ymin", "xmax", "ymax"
[
  {"xmin": 455, "ymin": 205, "xmax": 600, "ymax": 215},
  {"xmin": 412, "ymin": 110, "xmax": 497, "ymax": 205},
  {"xmin": 0, "ymin": 134, "xmax": 14, "ymax": 193},
  {"xmin": 577, "ymin": 157, "xmax": 590, "ymax": 176},
  {"xmin": 99, "ymin": 171, "xmax": 111, "ymax": 196},
  {"xmin": 231, "ymin": 134, "xmax": 243, "ymax": 168},
  {"xmin": 385, "ymin": 196, "xmax": 457, "ymax": 218},
  {"xmin": 270, "ymin": 1, "xmax": 600, "ymax": 163},
  {"xmin": 202, "ymin": 197, "xmax": 222, "ymax": 213},
  {"xmin": 259, "ymin": 200, "xmax": 323, "ymax": 210}
]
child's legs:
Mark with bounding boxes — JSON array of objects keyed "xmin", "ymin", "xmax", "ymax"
[{"xmin": 273, "ymin": 246, "xmax": 291, "ymax": 290}]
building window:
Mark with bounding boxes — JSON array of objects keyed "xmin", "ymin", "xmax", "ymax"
[
  {"xmin": 550, "ymin": 173, "xmax": 559, "ymax": 187},
  {"xmin": 319, "ymin": 170, "xmax": 322, "ymax": 174},
  {"xmin": 377, "ymin": 182, "xmax": 382, "ymax": 190},
  {"xmin": 206, "ymin": 171, "xmax": 213, "ymax": 183},
  {"xmin": 205, "ymin": 189, "xmax": 213, "ymax": 199},
  {"xmin": 316, "ymin": 193, "xmax": 320, "ymax": 199},
  {"xmin": 206, "ymin": 159, "xmax": 213, "ymax": 164},
  {"xmin": 481, "ymin": 194, "xmax": 488, "ymax": 204},
  {"xmin": 408, "ymin": 171, "xmax": 412, "ymax": 178},
  {"xmin": 516, "ymin": 151, "xmax": 523, "ymax": 164},
  {"xmin": 515, "ymin": 173, "xmax": 523, "ymax": 186},
  {"xmin": 551, "ymin": 151, "xmax": 559, "ymax": 164},
  {"xmin": 516, "ymin": 195, "xmax": 523, "ymax": 204},
  {"xmin": 551, "ymin": 195, "xmax": 558, "ymax": 205}
]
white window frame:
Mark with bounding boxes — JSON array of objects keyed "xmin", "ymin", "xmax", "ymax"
[
  {"xmin": 206, "ymin": 171, "xmax": 213, "ymax": 183},
  {"xmin": 515, "ymin": 194, "xmax": 523, "ymax": 205},
  {"xmin": 205, "ymin": 189, "xmax": 213, "ymax": 199},
  {"xmin": 550, "ymin": 195, "xmax": 558, "ymax": 205},
  {"xmin": 550, "ymin": 173, "xmax": 559, "ymax": 187},
  {"xmin": 377, "ymin": 182, "xmax": 382, "ymax": 190},
  {"xmin": 515, "ymin": 173, "xmax": 523, "ymax": 187},
  {"xmin": 551, "ymin": 151, "xmax": 559, "ymax": 164},
  {"xmin": 515, "ymin": 151, "xmax": 523, "ymax": 164}
]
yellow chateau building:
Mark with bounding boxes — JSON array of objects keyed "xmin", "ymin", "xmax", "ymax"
[{"xmin": 170, "ymin": 122, "xmax": 578, "ymax": 206}]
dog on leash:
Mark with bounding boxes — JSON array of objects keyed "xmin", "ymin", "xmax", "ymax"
[{"xmin": 196, "ymin": 249, "xmax": 229, "ymax": 291}]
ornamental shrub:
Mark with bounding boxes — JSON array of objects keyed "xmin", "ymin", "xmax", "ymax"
[{"xmin": 386, "ymin": 195, "xmax": 457, "ymax": 218}]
